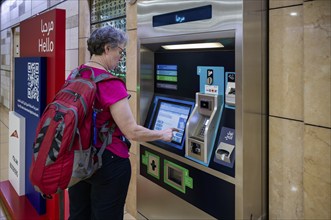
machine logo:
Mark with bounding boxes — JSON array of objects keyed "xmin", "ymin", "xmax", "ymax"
[
  {"xmin": 10, "ymin": 130, "xmax": 19, "ymax": 138},
  {"xmin": 175, "ymin": 15, "xmax": 185, "ymax": 23},
  {"xmin": 225, "ymin": 131, "xmax": 234, "ymax": 141}
]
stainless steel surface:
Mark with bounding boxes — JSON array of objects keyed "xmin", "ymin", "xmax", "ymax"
[
  {"xmin": 137, "ymin": 0, "xmax": 267, "ymax": 219},
  {"xmin": 137, "ymin": 174, "xmax": 215, "ymax": 220},
  {"xmin": 236, "ymin": 1, "xmax": 267, "ymax": 219},
  {"xmin": 138, "ymin": 46, "xmax": 155, "ymax": 125},
  {"xmin": 137, "ymin": 0, "xmax": 242, "ymax": 39}
]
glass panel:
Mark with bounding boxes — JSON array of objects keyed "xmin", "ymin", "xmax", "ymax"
[
  {"xmin": 91, "ymin": 0, "xmax": 126, "ymax": 24},
  {"xmin": 91, "ymin": 17, "xmax": 126, "ymax": 32},
  {"xmin": 90, "ymin": 0, "xmax": 127, "ymax": 80}
]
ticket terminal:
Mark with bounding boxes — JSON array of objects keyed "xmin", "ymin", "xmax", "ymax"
[
  {"xmin": 185, "ymin": 66, "xmax": 224, "ymax": 165},
  {"xmin": 137, "ymin": 1, "xmax": 267, "ymax": 219}
]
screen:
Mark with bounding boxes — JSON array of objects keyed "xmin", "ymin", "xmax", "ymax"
[
  {"xmin": 145, "ymin": 95, "xmax": 195, "ymax": 153},
  {"xmin": 156, "ymin": 64, "xmax": 177, "ymax": 82},
  {"xmin": 156, "ymin": 64, "xmax": 178, "ymax": 90},
  {"xmin": 152, "ymin": 101, "xmax": 191, "ymax": 144}
]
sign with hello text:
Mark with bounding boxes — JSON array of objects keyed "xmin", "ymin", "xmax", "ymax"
[
  {"xmin": 20, "ymin": 9, "xmax": 65, "ymax": 216},
  {"xmin": 20, "ymin": 8, "xmax": 65, "ymax": 104}
]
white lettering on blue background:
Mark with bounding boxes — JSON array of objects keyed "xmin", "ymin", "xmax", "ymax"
[
  {"xmin": 175, "ymin": 15, "xmax": 185, "ymax": 23},
  {"xmin": 17, "ymin": 98, "xmax": 39, "ymax": 117}
]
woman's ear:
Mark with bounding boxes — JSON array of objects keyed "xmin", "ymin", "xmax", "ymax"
[{"xmin": 104, "ymin": 45, "xmax": 110, "ymax": 54}]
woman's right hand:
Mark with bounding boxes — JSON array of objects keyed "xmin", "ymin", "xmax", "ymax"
[{"xmin": 160, "ymin": 128, "xmax": 179, "ymax": 142}]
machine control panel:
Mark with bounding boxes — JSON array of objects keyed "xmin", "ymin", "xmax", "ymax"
[{"xmin": 186, "ymin": 93, "xmax": 223, "ymax": 165}]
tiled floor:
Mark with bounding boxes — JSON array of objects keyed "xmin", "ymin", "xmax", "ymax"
[{"xmin": 0, "ymin": 105, "xmax": 135, "ymax": 220}]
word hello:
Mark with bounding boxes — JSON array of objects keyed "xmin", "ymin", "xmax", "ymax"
[
  {"xmin": 38, "ymin": 19, "xmax": 54, "ymax": 53},
  {"xmin": 38, "ymin": 37, "xmax": 54, "ymax": 52}
]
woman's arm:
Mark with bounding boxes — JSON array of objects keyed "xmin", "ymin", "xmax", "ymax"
[{"xmin": 110, "ymin": 97, "xmax": 176, "ymax": 142}]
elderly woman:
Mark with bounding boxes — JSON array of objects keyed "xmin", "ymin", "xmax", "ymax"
[{"xmin": 68, "ymin": 26, "xmax": 176, "ymax": 220}]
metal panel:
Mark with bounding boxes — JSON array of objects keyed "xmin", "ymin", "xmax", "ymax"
[
  {"xmin": 138, "ymin": 46, "xmax": 155, "ymax": 125},
  {"xmin": 137, "ymin": 0, "xmax": 242, "ymax": 39},
  {"xmin": 237, "ymin": 1, "xmax": 267, "ymax": 219},
  {"xmin": 137, "ymin": 175, "xmax": 215, "ymax": 220}
]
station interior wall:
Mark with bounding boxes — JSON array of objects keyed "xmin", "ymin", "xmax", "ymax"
[{"xmin": 0, "ymin": 0, "xmax": 330, "ymax": 219}]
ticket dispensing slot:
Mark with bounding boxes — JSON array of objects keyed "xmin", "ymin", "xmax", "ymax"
[
  {"xmin": 213, "ymin": 126, "xmax": 235, "ymax": 168},
  {"xmin": 164, "ymin": 159, "xmax": 193, "ymax": 193},
  {"xmin": 215, "ymin": 142, "xmax": 235, "ymax": 164},
  {"xmin": 186, "ymin": 93, "xmax": 222, "ymax": 165}
]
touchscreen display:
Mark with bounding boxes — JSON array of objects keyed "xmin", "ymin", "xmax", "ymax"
[{"xmin": 152, "ymin": 101, "xmax": 191, "ymax": 144}]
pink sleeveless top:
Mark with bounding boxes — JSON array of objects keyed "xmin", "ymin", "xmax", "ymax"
[{"xmin": 78, "ymin": 65, "xmax": 130, "ymax": 158}]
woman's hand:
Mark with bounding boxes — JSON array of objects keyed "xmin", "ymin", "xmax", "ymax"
[
  {"xmin": 111, "ymin": 98, "xmax": 181, "ymax": 142},
  {"xmin": 161, "ymin": 128, "xmax": 179, "ymax": 142}
]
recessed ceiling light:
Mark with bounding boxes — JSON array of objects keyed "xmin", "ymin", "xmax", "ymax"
[{"xmin": 162, "ymin": 42, "xmax": 224, "ymax": 50}]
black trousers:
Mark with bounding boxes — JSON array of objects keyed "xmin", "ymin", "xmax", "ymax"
[{"xmin": 68, "ymin": 150, "xmax": 131, "ymax": 220}]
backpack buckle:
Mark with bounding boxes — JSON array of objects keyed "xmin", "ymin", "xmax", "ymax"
[{"xmin": 54, "ymin": 112, "xmax": 64, "ymax": 122}]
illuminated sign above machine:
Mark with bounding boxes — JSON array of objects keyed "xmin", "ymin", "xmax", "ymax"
[
  {"xmin": 162, "ymin": 42, "xmax": 224, "ymax": 50},
  {"xmin": 153, "ymin": 5, "xmax": 212, "ymax": 27}
]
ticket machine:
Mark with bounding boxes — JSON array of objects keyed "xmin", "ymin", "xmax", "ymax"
[{"xmin": 137, "ymin": 1, "xmax": 267, "ymax": 219}]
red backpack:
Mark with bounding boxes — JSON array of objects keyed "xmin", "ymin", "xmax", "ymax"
[{"xmin": 29, "ymin": 66, "xmax": 118, "ymax": 197}]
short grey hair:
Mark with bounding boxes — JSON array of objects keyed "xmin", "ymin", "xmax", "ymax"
[{"xmin": 87, "ymin": 26, "xmax": 128, "ymax": 56}]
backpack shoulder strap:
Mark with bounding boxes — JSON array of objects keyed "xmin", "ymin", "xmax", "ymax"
[
  {"xmin": 69, "ymin": 66, "xmax": 96, "ymax": 80},
  {"xmin": 94, "ymin": 73, "xmax": 127, "ymax": 92},
  {"xmin": 96, "ymin": 122, "xmax": 116, "ymax": 168},
  {"xmin": 94, "ymin": 73, "xmax": 122, "ymax": 83}
]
